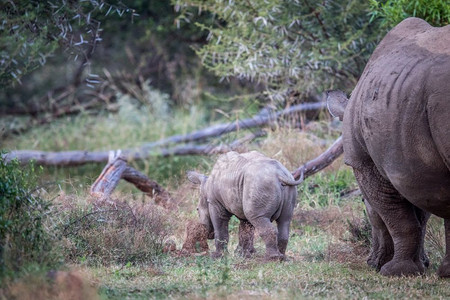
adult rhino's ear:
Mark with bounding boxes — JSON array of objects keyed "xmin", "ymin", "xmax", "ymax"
[
  {"xmin": 187, "ymin": 171, "xmax": 207, "ymax": 185},
  {"xmin": 326, "ymin": 90, "xmax": 348, "ymax": 121}
]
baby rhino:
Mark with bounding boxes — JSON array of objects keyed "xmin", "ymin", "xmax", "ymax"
[{"xmin": 188, "ymin": 151, "xmax": 303, "ymax": 260}]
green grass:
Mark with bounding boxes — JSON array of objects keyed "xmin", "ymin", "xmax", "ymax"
[
  {"xmin": 90, "ymin": 233, "xmax": 450, "ymax": 299},
  {"xmin": 58, "ymin": 188, "xmax": 448, "ymax": 299},
  {"xmin": 2, "ymin": 91, "xmax": 449, "ymax": 299}
]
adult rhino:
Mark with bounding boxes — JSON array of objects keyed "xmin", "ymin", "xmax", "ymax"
[
  {"xmin": 327, "ymin": 18, "xmax": 450, "ymax": 277},
  {"xmin": 188, "ymin": 151, "xmax": 303, "ymax": 260}
]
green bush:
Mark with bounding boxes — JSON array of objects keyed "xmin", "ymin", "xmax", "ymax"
[
  {"xmin": 370, "ymin": 0, "xmax": 450, "ymax": 29},
  {"xmin": 174, "ymin": 0, "xmax": 383, "ymax": 98},
  {"xmin": 0, "ymin": 154, "xmax": 59, "ymax": 279}
]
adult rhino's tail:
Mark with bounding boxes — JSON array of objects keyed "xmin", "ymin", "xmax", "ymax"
[{"xmin": 278, "ymin": 171, "xmax": 304, "ymax": 186}]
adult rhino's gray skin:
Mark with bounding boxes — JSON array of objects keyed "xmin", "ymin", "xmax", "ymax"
[
  {"xmin": 327, "ymin": 18, "xmax": 450, "ymax": 277},
  {"xmin": 188, "ymin": 151, "xmax": 303, "ymax": 260},
  {"xmin": 364, "ymin": 199, "xmax": 430, "ymax": 271}
]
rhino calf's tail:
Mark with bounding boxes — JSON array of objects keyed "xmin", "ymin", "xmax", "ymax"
[{"xmin": 279, "ymin": 171, "xmax": 304, "ymax": 186}]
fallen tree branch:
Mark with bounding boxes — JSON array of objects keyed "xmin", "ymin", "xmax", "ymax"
[
  {"xmin": 90, "ymin": 152, "xmax": 176, "ymax": 209},
  {"xmin": 292, "ymin": 135, "xmax": 343, "ymax": 180},
  {"xmin": 5, "ymin": 102, "xmax": 325, "ymax": 166},
  {"xmin": 142, "ymin": 102, "xmax": 325, "ymax": 149},
  {"xmin": 4, "ymin": 130, "xmax": 266, "ymax": 167},
  {"xmin": 122, "ymin": 167, "xmax": 175, "ymax": 209},
  {"xmin": 90, "ymin": 154, "xmax": 128, "ymax": 199}
]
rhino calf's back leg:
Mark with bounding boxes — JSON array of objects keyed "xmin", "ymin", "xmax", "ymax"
[
  {"xmin": 251, "ymin": 217, "xmax": 283, "ymax": 261},
  {"xmin": 437, "ymin": 218, "xmax": 450, "ymax": 277},
  {"xmin": 236, "ymin": 219, "xmax": 256, "ymax": 258},
  {"xmin": 354, "ymin": 163, "xmax": 424, "ymax": 276},
  {"xmin": 276, "ymin": 219, "xmax": 291, "ymax": 255}
]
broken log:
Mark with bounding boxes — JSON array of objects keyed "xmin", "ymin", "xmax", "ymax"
[
  {"xmin": 141, "ymin": 102, "xmax": 325, "ymax": 149},
  {"xmin": 292, "ymin": 135, "xmax": 344, "ymax": 180},
  {"xmin": 90, "ymin": 152, "xmax": 175, "ymax": 209},
  {"xmin": 4, "ymin": 102, "xmax": 324, "ymax": 166},
  {"xmin": 121, "ymin": 167, "xmax": 175, "ymax": 209},
  {"xmin": 90, "ymin": 155, "xmax": 127, "ymax": 199},
  {"xmin": 4, "ymin": 127, "xmax": 266, "ymax": 166}
]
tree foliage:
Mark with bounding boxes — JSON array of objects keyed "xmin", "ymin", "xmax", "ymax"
[
  {"xmin": 370, "ymin": 0, "xmax": 450, "ymax": 29},
  {"xmin": 0, "ymin": 0, "xmax": 135, "ymax": 87},
  {"xmin": 174, "ymin": 0, "xmax": 383, "ymax": 100}
]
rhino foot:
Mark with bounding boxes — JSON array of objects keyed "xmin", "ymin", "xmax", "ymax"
[
  {"xmin": 235, "ymin": 246, "xmax": 256, "ymax": 258},
  {"xmin": 264, "ymin": 253, "xmax": 285, "ymax": 262},
  {"xmin": 437, "ymin": 256, "xmax": 450, "ymax": 278},
  {"xmin": 379, "ymin": 259, "xmax": 424, "ymax": 277},
  {"xmin": 367, "ymin": 250, "xmax": 393, "ymax": 271}
]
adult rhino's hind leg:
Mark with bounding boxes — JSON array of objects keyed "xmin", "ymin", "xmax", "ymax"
[
  {"xmin": 414, "ymin": 206, "xmax": 430, "ymax": 269},
  {"xmin": 364, "ymin": 199, "xmax": 394, "ymax": 270},
  {"xmin": 437, "ymin": 219, "xmax": 450, "ymax": 277},
  {"xmin": 354, "ymin": 163, "xmax": 424, "ymax": 276},
  {"xmin": 235, "ymin": 219, "xmax": 256, "ymax": 258},
  {"xmin": 365, "ymin": 201, "xmax": 430, "ymax": 271}
]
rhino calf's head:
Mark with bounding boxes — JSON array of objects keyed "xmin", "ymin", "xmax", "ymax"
[{"xmin": 187, "ymin": 171, "xmax": 214, "ymax": 239}]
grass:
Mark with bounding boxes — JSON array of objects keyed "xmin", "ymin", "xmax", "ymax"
[
  {"xmin": 87, "ymin": 197, "xmax": 449, "ymax": 299},
  {"xmin": 93, "ymin": 259, "xmax": 450, "ymax": 299},
  {"xmin": 2, "ymin": 92, "xmax": 449, "ymax": 299}
]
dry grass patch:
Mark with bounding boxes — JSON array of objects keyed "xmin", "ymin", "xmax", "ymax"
[
  {"xmin": 259, "ymin": 127, "xmax": 330, "ymax": 171},
  {"xmin": 56, "ymin": 193, "xmax": 173, "ymax": 265}
]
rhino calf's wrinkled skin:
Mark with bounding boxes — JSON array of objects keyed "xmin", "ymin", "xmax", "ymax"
[{"xmin": 188, "ymin": 151, "xmax": 303, "ymax": 261}]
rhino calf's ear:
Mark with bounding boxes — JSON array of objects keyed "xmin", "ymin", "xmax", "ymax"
[
  {"xmin": 326, "ymin": 90, "xmax": 349, "ymax": 121},
  {"xmin": 187, "ymin": 171, "xmax": 207, "ymax": 185}
]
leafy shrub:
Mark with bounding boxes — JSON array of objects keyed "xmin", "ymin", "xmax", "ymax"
[
  {"xmin": 370, "ymin": 0, "xmax": 450, "ymax": 29},
  {"xmin": 61, "ymin": 199, "xmax": 171, "ymax": 265},
  {"xmin": 0, "ymin": 154, "xmax": 59, "ymax": 279},
  {"xmin": 174, "ymin": 0, "xmax": 383, "ymax": 98}
]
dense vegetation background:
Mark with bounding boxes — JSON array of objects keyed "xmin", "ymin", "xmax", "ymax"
[{"xmin": 1, "ymin": 0, "xmax": 450, "ymax": 298}]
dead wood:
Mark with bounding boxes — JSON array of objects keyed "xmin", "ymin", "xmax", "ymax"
[
  {"xmin": 6, "ymin": 103, "xmax": 309, "ymax": 166},
  {"xmin": 121, "ymin": 167, "xmax": 175, "ymax": 209},
  {"xmin": 292, "ymin": 135, "xmax": 344, "ymax": 180},
  {"xmin": 4, "ymin": 132, "xmax": 264, "ymax": 166},
  {"xmin": 90, "ymin": 152, "xmax": 175, "ymax": 209},
  {"xmin": 5, "ymin": 101, "xmax": 324, "ymax": 165},
  {"xmin": 90, "ymin": 155, "xmax": 128, "ymax": 200},
  {"xmin": 141, "ymin": 101, "xmax": 325, "ymax": 149}
]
